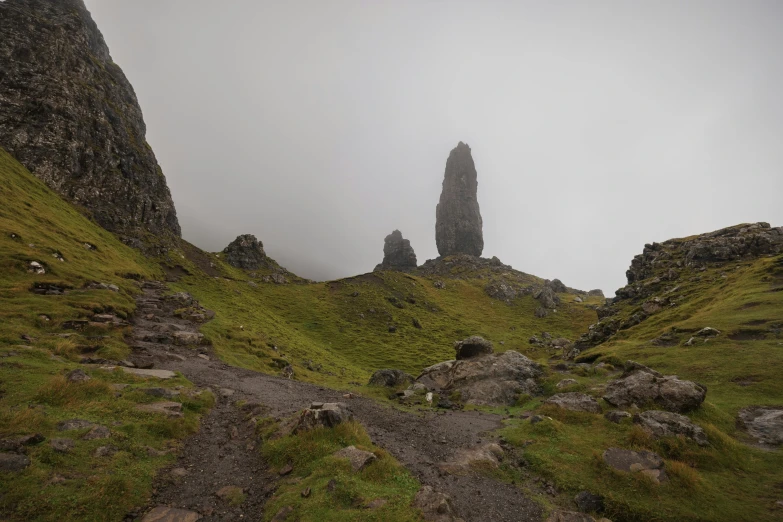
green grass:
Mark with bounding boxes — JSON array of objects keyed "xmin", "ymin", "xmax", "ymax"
[
  {"xmin": 0, "ymin": 148, "xmax": 212, "ymax": 521},
  {"xmin": 261, "ymin": 419, "xmax": 420, "ymax": 522}
]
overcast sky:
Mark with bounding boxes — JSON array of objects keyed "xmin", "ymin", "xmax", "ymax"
[{"xmin": 84, "ymin": 0, "xmax": 783, "ymax": 295}]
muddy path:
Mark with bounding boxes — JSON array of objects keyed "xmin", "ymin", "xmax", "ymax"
[{"xmin": 130, "ymin": 282, "xmax": 542, "ymax": 522}]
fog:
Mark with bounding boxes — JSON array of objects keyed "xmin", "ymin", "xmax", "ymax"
[{"xmin": 85, "ymin": 0, "xmax": 783, "ymax": 295}]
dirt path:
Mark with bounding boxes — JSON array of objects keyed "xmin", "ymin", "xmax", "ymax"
[{"xmin": 130, "ymin": 282, "xmax": 543, "ymax": 522}]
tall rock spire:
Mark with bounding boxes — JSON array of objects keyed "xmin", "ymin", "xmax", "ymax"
[{"xmin": 435, "ymin": 142, "xmax": 484, "ymax": 257}]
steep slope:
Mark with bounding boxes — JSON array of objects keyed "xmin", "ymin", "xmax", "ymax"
[
  {"xmin": 0, "ymin": 0, "xmax": 180, "ymax": 245},
  {"xmin": 498, "ymin": 224, "xmax": 783, "ymax": 522},
  {"xmin": 0, "ymin": 148, "xmax": 210, "ymax": 522}
]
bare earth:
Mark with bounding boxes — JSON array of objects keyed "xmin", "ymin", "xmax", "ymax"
[{"xmin": 129, "ymin": 283, "xmax": 543, "ymax": 522}]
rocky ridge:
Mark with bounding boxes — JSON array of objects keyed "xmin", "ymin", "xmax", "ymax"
[{"xmin": 0, "ymin": 0, "xmax": 180, "ymax": 244}]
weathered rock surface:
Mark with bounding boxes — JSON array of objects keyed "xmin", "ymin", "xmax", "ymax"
[
  {"xmin": 435, "ymin": 142, "xmax": 483, "ymax": 257},
  {"xmin": 294, "ymin": 402, "xmax": 351, "ymax": 432},
  {"xmin": 374, "ymin": 230, "xmax": 417, "ymax": 271},
  {"xmin": 453, "ymin": 336, "xmax": 494, "ymax": 360},
  {"xmin": 604, "ymin": 410, "xmax": 632, "ymax": 423},
  {"xmin": 416, "ymin": 350, "xmax": 542, "ymax": 406},
  {"xmin": 603, "ymin": 362, "xmax": 706, "ymax": 413},
  {"xmin": 368, "ymin": 369, "xmax": 414, "ymax": 387},
  {"xmin": 0, "ymin": 0, "xmax": 180, "ymax": 243},
  {"xmin": 544, "ymin": 393, "xmax": 602, "ymax": 414},
  {"xmin": 737, "ymin": 406, "xmax": 783, "ymax": 445},
  {"xmin": 603, "ymin": 447, "xmax": 668, "ymax": 484},
  {"xmin": 332, "ymin": 445, "xmax": 377, "ymax": 471},
  {"xmin": 634, "ymin": 410, "xmax": 708, "ymax": 446},
  {"xmin": 222, "ymin": 234, "xmax": 270, "ymax": 270}
]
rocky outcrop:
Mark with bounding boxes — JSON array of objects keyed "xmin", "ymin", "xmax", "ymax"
[
  {"xmin": 416, "ymin": 350, "xmax": 542, "ymax": 406},
  {"xmin": 435, "ymin": 142, "xmax": 483, "ymax": 257},
  {"xmin": 0, "ymin": 0, "xmax": 180, "ymax": 242},
  {"xmin": 223, "ymin": 234, "xmax": 270, "ymax": 270},
  {"xmin": 374, "ymin": 230, "xmax": 417, "ymax": 271},
  {"xmin": 603, "ymin": 362, "xmax": 706, "ymax": 413},
  {"xmin": 634, "ymin": 410, "xmax": 708, "ymax": 446},
  {"xmin": 368, "ymin": 369, "xmax": 414, "ymax": 387},
  {"xmin": 453, "ymin": 336, "xmax": 493, "ymax": 360}
]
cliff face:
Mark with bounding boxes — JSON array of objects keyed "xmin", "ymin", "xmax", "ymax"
[
  {"xmin": 0, "ymin": 0, "xmax": 180, "ymax": 242},
  {"xmin": 435, "ymin": 142, "xmax": 484, "ymax": 257}
]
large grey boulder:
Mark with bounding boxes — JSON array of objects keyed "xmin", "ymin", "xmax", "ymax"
[
  {"xmin": 737, "ymin": 406, "xmax": 783, "ymax": 445},
  {"xmin": 454, "ymin": 336, "xmax": 494, "ymax": 360},
  {"xmin": 603, "ymin": 361, "xmax": 706, "ymax": 412},
  {"xmin": 368, "ymin": 369, "xmax": 413, "ymax": 387},
  {"xmin": 374, "ymin": 230, "xmax": 417, "ymax": 271},
  {"xmin": 435, "ymin": 142, "xmax": 484, "ymax": 257},
  {"xmin": 416, "ymin": 350, "xmax": 542, "ymax": 406},
  {"xmin": 223, "ymin": 234, "xmax": 269, "ymax": 269},
  {"xmin": 633, "ymin": 410, "xmax": 708, "ymax": 446},
  {"xmin": 544, "ymin": 393, "xmax": 602, "ymax": 414}
]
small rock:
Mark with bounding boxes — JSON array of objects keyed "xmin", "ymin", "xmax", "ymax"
[
  {"xmin": 574, "ymin": 490, "xmax": 604, "ymax": 513},
  {"xmin": 66, "ymin": 369, "xmax": 91, "ymax": 382},
  {"xmin": 413, "ymin": 485, "xmax": 460, "ymax": 521},
  {"xmin": 197, "ymin": 354, "xmax": 210, "ymax": 360},
  {"xmin": 544, "ymin": 393, "xmax": 602, "ymax": 413},
  {"xmin": 556, "ymin": 379, "xmax": 578, "ymax": 389},
  {"xmin": 301, "ymin": 487, "xmax": 311, "ymax": 498},
  {"xmin": 332, "ymin": 445, "xmax": 377, "ymax": 471},
  {"xmin": 82, "ymin": 426, "xmax": 111, "ymax": 440},
  {"xmin": 604, "ymin": 410, "xmax": 632, "ymax": 424},
  {"xmin": 295, "ymin": 403, "xmax": 351, "ymax": 432},
  {"xmin": 93, "ymin": 445, "xmax": 117, "ymax": 458},
  {"xmin": 57, "ymin": 419, "xmax": 94, "ymax": 431},
  {"xmin": 216, "ymin": 485, "xmax": 244, "ymax": 501},
  {"xmin": 279, "ymin": 463, "xmax": 294, "ymax": 476},
  {"xmin": 0, "ymin": 452, "xmax": 30, "ymax": 472},
  {"xmin": 50, "ymin": 438, "xmax": 75, "ymax": 454},
  {"xmin": 136, "ymin": 402, "xmax": 184, "ymax": 418},
  {"xmin": 171, "ymin": 467, "xmax": 189, "ymax": 477},
  {"xmin": 326, "ymin": 479, "xmax": 337, "ymax": 492},
  {"xmin": 219, "ymin": 388, "xmax": 235, "ymax": 397},
  {"xmin": 143, "ymin": 388, "xmax": 179, "ymax": 399},
  {"xmin": 633, "ymin": 410, "xmax": 708, "ymax": 446}
]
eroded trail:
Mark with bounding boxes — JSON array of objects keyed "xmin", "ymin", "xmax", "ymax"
[{"xmin": 131, "ymin": 282, "xmax": 541, "ymax": 522}]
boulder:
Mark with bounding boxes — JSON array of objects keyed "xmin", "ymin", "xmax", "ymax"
[
  {"xmin": 603, "ymin": 361, "xmax": 706, "ymax": 412},
  {"xmin": 50, "ymin": 438, "xmax": 75, "ymax": 454},
  {"xmin": 544, "ymin": 393, "xmax": 602, "ymax": 414},
  {"xmin": 737, "ymin": 406, "xmax": 783, "ymax": 445},
  {"xmin": 368, "ymin": 369, "xmax": 414, "ymax": 387},
  {"xmin": 222, "ymin": 234, "xmax": 269, "ymax": 270},
  {"xmin": 550, "ymin": 279, "xmax": 568, "ymax": 293},
  {"xmin": 574, "ymin": 491, "xmax": 604, "ymax": 513},
  {"xmin": 416, "ymin": 350, "xmax": 542, "ymax": 406},
  {"xmin": 634, "ymin": 410, "xmax": 708, "ymax": 446},
  {"xmin": 374, "ymin": 230, "xmax": 417, "ymax": 271},
  {"xmin": 602, "ymin": 447, "xmax": 668, "ymax": 484},
  {"xmin": 604, "ymin": 410, "xmax": 632, "ymax": 424},
  {"xmin": 0, "ymin": 452, "xmax": 30, "ymax": 472},
  {"xmin": 587, "ymin": 289, "xmax": 605, "ymax": 297},
  {"xmin": 295, "ymin": 403, "xmax": 351, "ymax": 432},
  {"xmin": 66, "ymin": 368, "xmax": 91, "ymax": 382},
  {"xmin": 172, "ymin": 331, "xmax": 205, "ymax": 345},
  {"xmin": 413, "ymin": 486, "xmax": 464, "ymax": 522},
  {"xmin": 534, "ymin": 285, "xmax": 560, "ymax": 310},
  {"xmin": 332, "ymin": 445, "xmax": 376, "ymax": 471},
  {"xmin": 556, "ymin": 379, "xmax": 578, "ymax": 389},
  {"xmin": 435, "ymin": 142, "xmax": 484, "ymax": 257},
  {"xmin": 453, "ymin": 336, "xmax": 493, "ymax": 360},
  {"xmin": 439, "ymin": 442, "xmax": 503, "ymax": 474}
]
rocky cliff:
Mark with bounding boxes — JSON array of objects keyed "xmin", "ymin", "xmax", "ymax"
[
  {"xmin": 435, "ymin": 142, "xmax": 483, "ymax": 257},
  {"xmin": 374, "ymin": 230, "xmax": 417, "ymax": 271},
  {"xmin": 0, "ymin": 0, "xmax": 180, "ymax": 243}
]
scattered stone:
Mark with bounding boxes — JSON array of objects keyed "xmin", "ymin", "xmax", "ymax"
[
  {"xmin": 82, "ymin": 425, "xmax": 111, "ymax": 440},
  {"xmin": 435, "ymin": 142, "xmax": 484, "ymax": 257},
  {"xmin": 603, "ymin": 361, "xmax": 706, "ymax": 412},
  {"xmin": 301, "ymin": 487, "xmax": 311, "ymax": 498},
  {"xmin": 173, "ymin": 331, "xmax": 205, "ymax": 345},
  {"xmin": 295, "ymin": 403, "xmax": 351, "ymax": 432},
  {"xmin": 556, "ymin": 379, "xmax": 578, "ymax": 389},
  {"xmin": 374, "ymin": 230, "xmax": 417, "ymax": 271},
  {"xmin": 333, "ymin": 445, "xmax": 376, "ymax": 471},
  {"xmin": 93, "ymin": 445, "xmax": 117, "ymax": 458},
  {"xmin": 143, "ymin": 388, "xmax": 179, "ymax": 399},
  {"xmin": 141, "ymin": 506, "xmax": 202, "ymax": 522},
  {"xmin": 434, "ymin": 280, "xmax": 446, "ymax": 289},
  {"xmin": 413, "ymin": 317, "xmax": 423, "ymax": 329},
  {"xmin": 602, "ymin": 448, "xmax": 668, "ymax": 484},
  {"xmin": 453, "ymin": 336, "xmax": 493, "ymax": 360},
  {"xmin": 197, "ymin": 354, "xmax": 209, "ymax": 360},
  {"xmin": 604, "ymin": 410, "xmax": 632, "ymax": 423},
  {"xmin": 0, "ymin": 452, "xmax": 30, "ymax": 472},
  {"xmin": 737, "ymin": 406, "xmax": 783, "ymax": 445},
  {"xmin": 28, "ymin": 261, "xmax": 46, "ymax": 274},
  {"xmin": 50, "ymin": 438, "xmax": 75, "ymax": 454},
  {"xmin": 57, "ymin": 419, "xmax": 94, "ymax": 431},
  {"xmin": 588, "ymin": 289, "xmax": 605, "ymax": 297},
  {"xmin": 326, "ymin": 479, "xmax": 337, "ymax": 492},
  {"xmin": 368, "ymin": 369, "xmax": 414, "ymax": 387},
  {"xmin": 634, "ymin": 410, "xmax": 708, "ymax": 446},
  {"xmin": 544, "ymin": 393, "xmax": 602, "ymax": 413},
  {"xmin": 413, "ymin": 485, "xmax": 463, "ymax": 522},
  {"xmin": 219, "ymin": 388, "xmax": 235, "ymax": 397},
  {"xmin": 574, "ymin": 491, "xmax": 604, "ymax": 513},
  {"xmin": 278, "ymin": 463, "xmax": 294, "ymax": 476}
]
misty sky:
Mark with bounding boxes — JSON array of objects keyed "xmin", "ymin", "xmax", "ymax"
[{"xmin": 84, "ymin": 0, "xmax": 783, "ymax": 295}]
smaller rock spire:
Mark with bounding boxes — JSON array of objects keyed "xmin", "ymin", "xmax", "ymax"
[{"xmin": 374, "ymin": 230, "xmax": 417, "ymax": 271}]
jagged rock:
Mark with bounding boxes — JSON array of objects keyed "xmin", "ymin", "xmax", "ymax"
[
  {"xmin": 737, "ymin": 406, "xmax": 783, "ymax": 445},
  {"xmin": 453, "ymin": 336, "xmax": 493, "ymax": 360},
  {"xmin": 413, "ymin": 486, "xmax": 464, "ymax": 522},
  {"xmin": 223, "ymin": 234, "xmax": 269, "ymax": 269},
  {"xmin": 374, "ymin": 230, "xmax": 417, "ymax": 271},
  {"xmin": 435, "ymin": 142, "xmax": 483, "ymax": 257},
  {"xmin": 0, "ymin": 453, "xmax": 30, "ymax": 472},
  {"xmin": 633, "ymin": 410, "xmax": 708, "ymax": 446},
  {"xmin": 603, "ymin": 362, "xmax": 706, "ymax": 412},
  {"xmin": 602, "ymin": 448, "xmax": 668, "ymax": 484},
  {"xmin": 368, "ymin": 369, "xmax": 413, "ymax": 387},
  {"xmin": 416, "ymin": 350, "xmax": 542, "ymax": 406},
  {"xmin": 295, "ymin": 403, "xmax": 351, "ymax": 432},
  {"xmin": 534, "ymin": 283, "xmax": 561, "ymax": 309},
  {"xmin": 0, "ymin": 0, "xmax": 180, "ymax": 242},
  {"xmin": 544, "ymin": 393, "xmax": 602, "ymax": 413},
  {"xmin": 332, "ymin": 445, "xmax": 376, "ymax": 471}
]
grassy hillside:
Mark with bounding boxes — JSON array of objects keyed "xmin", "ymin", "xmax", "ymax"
[
  {"xmin": 499, "ymin": 240, "xmax": 783, "ymax": 521},
  {"xmin": 0, "ymin": 148, "xmax": 212, "ymax": 521}
]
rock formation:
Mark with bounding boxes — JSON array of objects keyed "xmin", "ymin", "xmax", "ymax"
[
  {"xmin": 0, "ymin": 0, "xmax": 180, "ymax": 242},
  {"xmin": 223, "ymin": 234, "xmax": 271, "ymax": 270},
  {"xmin": 435, "ymin": 142, "xmax": 483, "ymax": 257},
  {"xmin": 374, "ymin": 230, "xmax": 417, "ymax": 271}
]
